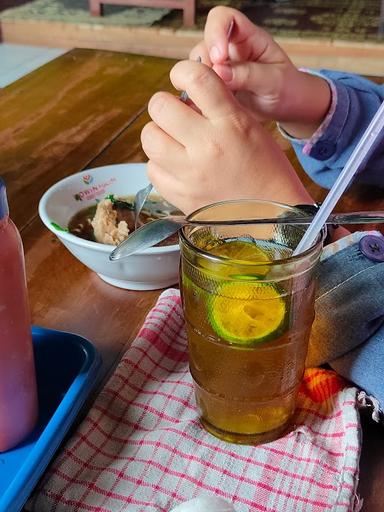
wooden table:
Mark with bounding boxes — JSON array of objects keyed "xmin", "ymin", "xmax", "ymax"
[{"xmin": 1, "ymin": 49, "xmax": 383, "ymax": 510}]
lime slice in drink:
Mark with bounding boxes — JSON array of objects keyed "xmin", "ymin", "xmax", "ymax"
[
  {"xmin": 208, "ymin": 280, "xmax": 286, "ymax": 345},
  {"xmin": 209, "ymin": 239, "xmax": 269, "ymax": 262},
  {"xmin": 202, "ymin": 239, "xmax": 271, "ymax": 279}
]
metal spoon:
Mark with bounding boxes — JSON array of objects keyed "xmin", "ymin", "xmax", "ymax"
[
  {"xmin": 109, "ymin": 210, "xmax": 384, "ymax": 261},
  {"xmin": 134, "ymin": 183, "xmax": 153, "ymax": 230}
]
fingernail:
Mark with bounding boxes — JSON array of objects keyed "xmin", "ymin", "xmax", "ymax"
[
  {"xmin": 209, "ymin": 45, "xmax": 222, "ymax": 62},
  {"xmin": 217, "ymin": 64, "xmax": 233, "ymax": 83},
  {"xmin": 148, "ymin": 93, "xmax": 165, "ymax": 115}
]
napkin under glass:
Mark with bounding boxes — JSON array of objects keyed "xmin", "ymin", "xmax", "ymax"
[{"xmin": 26, "ymin": 289, "xmax": 362, "ymax": 512}]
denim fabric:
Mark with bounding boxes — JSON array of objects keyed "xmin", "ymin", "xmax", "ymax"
[
  {"xmin": 290, "ymin": 70, "xmax": 384, "ymax": 189},
  {"xmin": 330, "ymin": 329, "xmax": 384, "ymax": 411},
  {"xmin": 307, "ymin": 233, "xmax": 384, "ymax": 410}
]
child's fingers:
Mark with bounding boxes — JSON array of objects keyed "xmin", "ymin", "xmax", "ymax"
[
  {"xmin": 141, "ymin": 121, "xmax": 186, "ymax": 169},
  {"xmin": 203, "ymin": 6, "xmax": 288, "ymax": 65},
  {"xmin": 147, "ymin": 91, "xmax": 206, "ymax": 147},
  {"xmin": 213, "ymin": 61, "xmax": 282, "ymax": 96},
  {"xmin": 169, "ymin": 60, "xmax": 240, "ymax": 122},
  {"xmin": 204, "ymin": 6, "xmax": 269, "ymax": 63},
  {"xmin": 146, "ymin": 161, "xmax": 194, "ymax": 214},
  {"xmin": 203, "ymin": 6, "xmax": 245, "ymax": 63},
  {"xmin": 189, "ymin": 42, "xmax": 211, "ymax": 65},
  {"xmin": 228, "ymin": 24, "xmax": 286, "ymax": 63}
]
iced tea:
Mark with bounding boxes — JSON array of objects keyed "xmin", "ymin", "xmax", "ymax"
[{"xmin": 179, "ymin": 200, "xmax": 323, "ymax": 444}]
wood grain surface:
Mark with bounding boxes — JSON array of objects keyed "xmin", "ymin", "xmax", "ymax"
[
  {"xmin": 1, "ymin": 49, "xmax": 383, "ymax": 511},
  {"xmin": 0, "ymin": 49, "xmax": 175, "ymax": 231}
]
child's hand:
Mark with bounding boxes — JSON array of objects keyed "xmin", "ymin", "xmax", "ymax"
[
  {"xmin": 190, "ymin": 6, "xmax": 331, "ymax": 138},
  {"xmin": 141, "ymin": 60, "xmax": 313, "ymax": 214}
]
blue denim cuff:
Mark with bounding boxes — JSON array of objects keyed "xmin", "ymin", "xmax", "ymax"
[{"xmin": 287, "ymin": 69, "xmax": 384, "ymax": 189}]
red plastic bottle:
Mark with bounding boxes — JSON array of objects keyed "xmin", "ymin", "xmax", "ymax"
[{"xmin": 0, "ymin": 178, "xmax": 38, "ymax": 452}]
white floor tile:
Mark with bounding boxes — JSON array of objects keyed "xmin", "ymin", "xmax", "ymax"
[{"xmin": 0, "ymin": 43, "xmax": 68, "ymax": 87}]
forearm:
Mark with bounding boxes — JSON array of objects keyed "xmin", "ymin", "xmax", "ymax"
[
  {"xmin": 282, "ymin": 70, "xmax": 384, "ymax": 189},
  {"xmin": 330, "ymin": 226, "xmax": 350, "ymax": 242},
  {"xmin": 279, "ymin": 71, "xmax": 332, "ymax": 139}
]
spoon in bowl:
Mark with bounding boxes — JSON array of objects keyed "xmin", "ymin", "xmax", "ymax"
[
  {"xmin": 109, "ymin": 210, "xmax": 384, "ymax": 261},
  {"xmin": 134, "ymin": 183, "xmax": 153, "ymax": 229}
]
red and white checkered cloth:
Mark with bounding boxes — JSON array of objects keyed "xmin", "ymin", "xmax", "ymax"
[{"xmin": 27, "ymin": 289, "xmax": 362, "ymax": 512}]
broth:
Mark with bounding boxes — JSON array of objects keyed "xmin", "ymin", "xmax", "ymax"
[{"xmin": 68, "ymin": 194, "xmax": 180, "ymax": 246}]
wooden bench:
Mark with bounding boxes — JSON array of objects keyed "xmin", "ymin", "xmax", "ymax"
[{"xmin": 89, "ymin": 0, "xmax": 196, "ymax": 27}]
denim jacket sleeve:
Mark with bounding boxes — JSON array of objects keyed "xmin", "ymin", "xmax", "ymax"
[
  {"xmin": 307, "ymin": 231, "xmax": 384, "ymax": 412},
  {"xmin": 287, "ymin": 70, "xmax": 384, "ymax": 189}
]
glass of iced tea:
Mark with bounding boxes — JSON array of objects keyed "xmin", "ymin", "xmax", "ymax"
[{"xmin": 179, "ymin": 199, "xmax": 324, "ymax": 445}]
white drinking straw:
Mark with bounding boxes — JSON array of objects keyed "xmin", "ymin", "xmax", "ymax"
[{"xmin": 293, "ymin": 100, "xmax": 384, "ymax": 255}]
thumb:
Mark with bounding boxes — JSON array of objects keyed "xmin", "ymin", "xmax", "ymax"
[{"xmin": 213, "ymin": 61, "xmax": 283, "ymax": 98}]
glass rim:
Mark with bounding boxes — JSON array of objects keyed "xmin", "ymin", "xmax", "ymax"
[
  {"xmin": 180, "ymin": 199, "xmax": 326, "ymax": 265},
  {"xmin": 186, "ymin": 198, "xmax": 310, "ymax": 221}
]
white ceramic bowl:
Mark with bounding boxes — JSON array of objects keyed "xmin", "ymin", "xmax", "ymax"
[{"xmin": 38, "ymin": 163, "xmax": 180, "ymax": 290}]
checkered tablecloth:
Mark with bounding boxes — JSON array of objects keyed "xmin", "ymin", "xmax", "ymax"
[{"xmin": 26, "ymin": 289, "xmax": 362, "ymax": 512}]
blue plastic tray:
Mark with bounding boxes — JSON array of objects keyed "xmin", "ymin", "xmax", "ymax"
[{"xmin": 0, "ymin": 326, "xmax": 102, "ymax": 512}]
